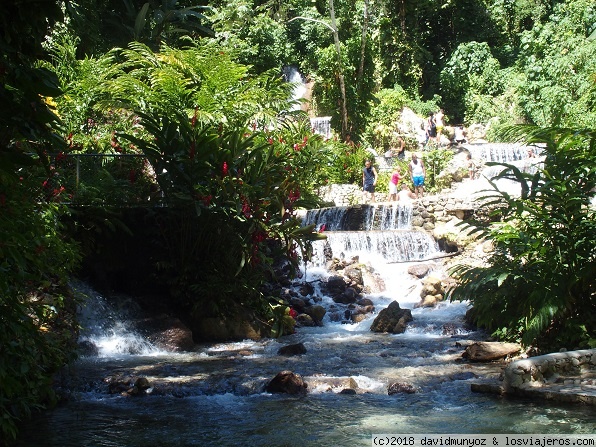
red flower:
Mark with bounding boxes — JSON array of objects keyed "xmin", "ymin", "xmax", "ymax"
[
  {"xmin": 196, "ymin": 194, "xmax": 212, "ymax": 206},
  {"xmin": 251, "ymin": 230, "xmax": 268, "ymax": 243},
  {"xmin": 289, "ymin": 308, "xmax": 298, "ymax": 319},
  {"xmin": 222, "ymin": 161, "xmax": 229, "ymax": 176},
  {"xmin": 288, "ymin": 188, "xmax": 300, "ymax": 203},
  {"xmin": 242, "ymin": 200, "xmax": 251, "ymax": 218}
]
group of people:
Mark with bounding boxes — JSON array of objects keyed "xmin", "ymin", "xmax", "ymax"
[{"xmin": 362, "ymin": 154, "xmax": 425, "ymax": 203}]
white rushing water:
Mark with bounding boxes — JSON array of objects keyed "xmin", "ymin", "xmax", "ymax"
[{"xmin": 15, "ymin": 143, "xmax": 595, "ymax": 447}]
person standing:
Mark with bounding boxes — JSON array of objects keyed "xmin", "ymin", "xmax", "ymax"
[
  {"xmin": 454, "ymin": 125, "xmax": 466, "ymax": 145},
  {"xmin": 408, "ymin": 153, "xmax": 426, "ymax": 199},
  {"xmin": 362, "ymin": 160, "xmax": 378, "ymax": 203},
  {"xmin": 396, "ymin": 136, "xmax": 406, "ymax": 159},
  {"xmin": 425, "ymin": 113, "xmax": 436, "ymax": 147},
  {"xmin": 435, "ymin": 109, "xmax": 445, "ymax": 145},
  {"xmin": 388, "ymin": 167, "xmax": 402, "ymax": 201}
]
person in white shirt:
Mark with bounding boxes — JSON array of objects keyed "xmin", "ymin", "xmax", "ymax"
[{"xmin": 408, "ymin": 153, "xmax": 426, "ymax": 199}]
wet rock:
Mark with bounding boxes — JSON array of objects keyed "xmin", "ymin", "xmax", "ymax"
[
  {"xmin": 370, "ymin": 301, "xmax": 413, "ymax": 334},
  {"xmin": 295, "ymin": 313, "xmax": 315, "ymax": 327},
  {"xmin": 192, "ymin": 310, "xmax": 264, "ymax": 342},
  {"xmin": 303, "ymin": 305, "xmax": 326, "ymax": 324},
  {"xmin": 265, "ymin": 371, "xmax": 308, "ymax": 395},
  {"xmin": 126, "ymin": 377, "xmax": 152, "ymax": 396},
  {"xmin": 299, "ymin": 283, "xmax": 314, "ymax": 297},
  {"xmin": 416, "ymin": 276, "xmax": 446, "ymax": 308},
  {"xmin": 278, "ymin": 342, "xmax": 307, "ymax": 356},
  {"xmin": 339, "ymin": 388, "xmax": 357, "ymax": 395},
  {"xmin": 78, "ymin": 340, "xmax": 99, "ymax": 357},
  {"xmin": 326, "ymin": 275, "xmax": 347, "ymax": 294},
  {"xmin": 357, "ymin": 297, "xmax": 374, "ymax": 307},
  {"xmin": 290, "ymin": 297, "xmax": 307, "ymax": 311},
  {"xmin": 387, "ymin": 382, "xmax": 419, "ymax": 394},
  {"xmin": 408, "ymin": 264, "xmax": 432, "ymax": 278},
  {"xmin": 142, "ymin": 316, "xmax": 194, "ymax": 351},
  {"xmin": 462, "ymin": 341, "xmax": 522, "ymax": 362},
  {"xmin": 344, "ymin": 266, "xmax": 363, "ymax": 286},
  {"xmin": 334, "ymin": 287, "xmax": 359, "ymax": 304}
]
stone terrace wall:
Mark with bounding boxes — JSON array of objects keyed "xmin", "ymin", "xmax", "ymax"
[{"xmin": 502, "ymin": 349, "xmax": 596, "ymax": 405}]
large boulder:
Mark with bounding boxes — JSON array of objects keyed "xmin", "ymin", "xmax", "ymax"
[
  {"xmin": 141, "ymin": 315, "xmax": 195, "ymax": 351},
  {"xmin": 191, "ymin": 309, "xmax": 265, "ymax": 342},
  {"xmin": 416, "ymin": 276, "xmax": 446, "ymax": 308},
  {"xmin": 462, "ymin": 342, "xmax": 522, "ymax": 362},
  {"xmin": 278, "ymin": 342, "xmax": 307, "ymax": 356},
  {"xmin": 387, "ymin": 381, "xmax": 419, "ymax": 395},
  {"xmin": 370, "ymin": 301, "xmax": 413, "ymax": 334},
  {"xmin": 303, "ymin": 304, "xmax": 327, "ymax": 324},
  {"xmin": 265, "ymin": 371, "xmax": 308, "ymax": 395}
]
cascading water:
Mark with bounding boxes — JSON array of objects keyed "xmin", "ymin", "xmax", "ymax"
[
  {"xmin": 310, "ymin": 116, "xmax": 332, "ymax": 138},
  {"xmin": 15, "ymin": 145, "xmax": 595, "ymax": 446},
  {"xmin": 452, "ymin": 143, "xmax": 545, "ymax": 200},
  {"xmin": 283, "ymin": 66, "xmax": 307, "ymax": 112}
]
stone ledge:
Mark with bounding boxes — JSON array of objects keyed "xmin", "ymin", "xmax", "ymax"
[{"xmin": 471, "ymin": 349, "xmax": 596, "ymax": 405}]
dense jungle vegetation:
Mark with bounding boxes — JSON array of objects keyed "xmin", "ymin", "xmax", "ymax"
[{"xmin": 0, "ymin": 0, "xmax": 594, "ymax": 442}]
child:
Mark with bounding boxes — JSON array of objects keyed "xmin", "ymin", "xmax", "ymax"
[{"xmin": 388, "ymin": 167, "xmax": 402, "ymax": 201}]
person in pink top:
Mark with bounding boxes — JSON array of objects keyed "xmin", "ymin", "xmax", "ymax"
[{"xmin": 388, "ymin": 167, "xmax": 402, "ymax": 201}]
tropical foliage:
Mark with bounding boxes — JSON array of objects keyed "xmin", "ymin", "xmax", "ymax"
[
  {"xmin": 449, "ymin": 125, "xmax": 596, "ymax": 351},
  {"xmin": 0, "ymin": 2, "xmax": 81, "ymax": 442},
  {"xmin": 2, "ymin": 0, "xmax": 596, "ymax": 442}
]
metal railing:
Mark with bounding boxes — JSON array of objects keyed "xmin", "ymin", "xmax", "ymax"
[{"xmin": 54, "ymin": 153, "xmax": 165, "ymax": 206}]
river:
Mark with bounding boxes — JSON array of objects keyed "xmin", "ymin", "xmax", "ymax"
[{"xmin": 15, "ymin": 144, "xmax": 595, "ymax": 446}]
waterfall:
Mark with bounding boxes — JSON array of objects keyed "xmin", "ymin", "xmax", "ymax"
[
  {"xmin": 302, "ymin": 203, "xmax": 414, "ymax": 231},
  {"xmin": 364, "ymin": 203, "xmax": 413, "ymax": 230},
  {"xmin": 310, "ymin": 116, "xmax": 332, "ymax": 138},
  {"xmin": 283, "ymin": 66, "xmax": 306, "ymax": 111},
  {"xmin": 310, "ymin": 230, "xmax": 439, "ymax": 267},
  {"xmin": 302, "ymin": 206, "xmax": 351, "ymax": 231},
  {"xmin": 452, "ymin": 143, "xmax": 545, "ymax": 200},
  {"xmin": 467, "ymin": 142, "xmax": 542, "ymax": 163},
  {"xmin": 74, "ymin": 280, "xmax": 161, "ymax": 357}
]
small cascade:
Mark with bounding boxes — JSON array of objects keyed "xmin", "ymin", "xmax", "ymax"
[
  {"xmin": 310, "ymin": 116, "xmax": 332, "ymax": 138},
  {"xmin": 302, "ymin": 206, "xmax": 350, "ymax": 231},
  {"xmin": 309, "ymin": 230, "xmax": 439, "ymax": 267},
  {"xmin": 302, "ymin": 203, "xmax": 414, "ymax": 231},
  {"xmin": 364, "ymin": 202, "xmax": 413, "ymax": 230},
  {"xmin": 74, "ymin": 280, "xmax": 161, "ymax": 356},
  {"xmin": 467, "ymin": 142, "xmax": 539, "ymax": 163}
]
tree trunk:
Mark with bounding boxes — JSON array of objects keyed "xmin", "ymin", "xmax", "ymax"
[
  {"xmin": 357, "ymin": 0, "xmax": 369, "ymax": 88},
  {"xmin": 328, "ymin": 0, "xmax": 349, "ymax": 140}
]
